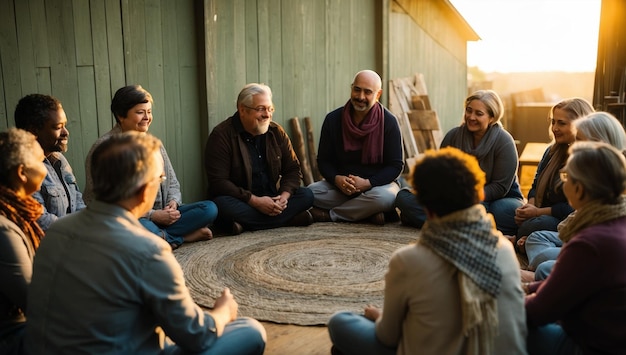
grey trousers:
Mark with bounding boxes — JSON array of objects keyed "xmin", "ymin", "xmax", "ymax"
[{"xmin": 308, "ymin": 180, "xmax": 400, "ymax": 222}]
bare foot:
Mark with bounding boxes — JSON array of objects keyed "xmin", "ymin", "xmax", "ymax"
[
  {"xmin": 183, "ymin": 227, "xmax": 213, "ymax": 243},
  {"xmin": 520, "ymin": 269, "xmax": 535, "ymax": 283},
  {"xmin": 517, "ymin": 235, "xmax": 528, "ymax": 254}
]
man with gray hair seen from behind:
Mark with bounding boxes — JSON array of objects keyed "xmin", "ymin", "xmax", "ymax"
[{"xmin": 23, "ymin": 131, "xmax": 266, "ymax": 354}]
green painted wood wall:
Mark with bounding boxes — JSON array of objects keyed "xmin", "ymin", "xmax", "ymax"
[
  {"xmin": 389, "ymin": 4, "xmax": 469, "ymax": 134},
  {"xmin": 0, "ymin": 0, "xmax": 470, "ymax": 202},
  {"xmin": 202, "ymin": 0, "xmax": 380, "ymax": 145},
  {"xmin": 0, "ymin": 0, "xmax": 206, "ymax": 201}
]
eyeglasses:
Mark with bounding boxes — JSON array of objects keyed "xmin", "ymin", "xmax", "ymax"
[
  {"xmin": 243, "ymin": 105, "xmax": 275, "ymax": 114},
  {"xmin": 559, "ymin": 171, "xmax": 568, "ymax": 182}
]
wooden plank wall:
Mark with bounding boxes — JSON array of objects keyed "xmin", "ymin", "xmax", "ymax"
[
  {"xmin": 1, "ymin": 0, "xmax": 472, "ymax": 201},
  {"xmin": 0, "ymin": 0, "xmax": 205, "ymax": 201},
  {"xmin": 388, "ymin": 1, "xmax": 469, "ymax": 134},
  {"xmin": 203, "ymin": 0, "xmax": 379, "ymax": 144}
]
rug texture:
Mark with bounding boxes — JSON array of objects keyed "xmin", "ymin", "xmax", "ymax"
[{"xmin": 174, "ymin": 222, "xmax": 418, "ymax": 325}]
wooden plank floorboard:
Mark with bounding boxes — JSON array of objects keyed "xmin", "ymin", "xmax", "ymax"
[{"xmin": 262, "ymin": 322, "xmax": 331, "ymax": 355}]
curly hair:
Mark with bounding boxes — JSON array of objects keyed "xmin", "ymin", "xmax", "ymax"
[
  {"xmin": 14, "ymin": 94, "xmax": 61, "ymax": 132},
  {"xmin": 411, "ymin": 147, "xmax": 486, "ymax": 217}
]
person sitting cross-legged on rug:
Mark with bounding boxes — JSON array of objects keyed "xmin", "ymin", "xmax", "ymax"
[
  {"xmin": 327, "ymin": 147, "xmax": 527, "ymax": 355},
  {"xmin": 308, "ymin": 70, "xmax": 403, "ymax": 225},
  {"xmin": 83, "ymin": 85, "xmax": 217, "ymax": 249},
  {"xmin": 395, "ymin": 90, "xmax": 523, "ymax": 235},
  {"xmin": 23, "ymin": 131, "xmax": 266, "ymax": 354},
  {"xmin": 514, "ymin": 98, "xmax": 595, "ymax": 253},
  {"xmin": 204, "ymin": 83, "xmax": 314, "ymax": 235}
]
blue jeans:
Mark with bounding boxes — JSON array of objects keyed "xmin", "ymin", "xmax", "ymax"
[
  {"xmin": 327, "ymin": 312, "xmax": 396, "ymax": 355},
  {"xmin": 213, "ymin": 187, "xmax": 313, "ymax": 231},
  {"xmin": 517, "ymin": 215, "xmax": 560, "ymax": 239},
  {"xmin": 394, "ymin": 189, "xmax": 426, "ymax": 228},
  {"xmin": 162, "ymin": 317, "xmax": 266, "ymax": 355},
  {"xmin": 527, "ymin": 324, "xmax": 583, "ymax": 355},
  {"xmin": 525, "ymin": 230, "xmax": 561, "ymax": 270},
  {"xmin": 535, "ymin": 260, "xmax": 556, "ymax": 280},
  {"xmin": 482, "ymin": 197, "xmax": 524, "ymax": 236},
  {"xmin": 395, "ymin": 189, "xmax": 523, "ymax": 235},
  {"xmin": 140, "ymin": 200, "xmax": 218, "ymax": 246}
]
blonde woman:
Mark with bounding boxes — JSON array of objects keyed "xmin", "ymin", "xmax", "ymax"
[{"xmin": 514, "ymin": 98, "xmax": 594, "ymax": 252}]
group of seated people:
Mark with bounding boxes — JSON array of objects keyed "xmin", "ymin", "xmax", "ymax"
[{"xmin": 1, "ymin": 67, "xmax": 625, "ymax": 354}]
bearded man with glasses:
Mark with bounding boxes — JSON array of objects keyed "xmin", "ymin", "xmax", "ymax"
[{"xmin": 204, "ymin": 83, "xmax": 314, "ymax": 235}]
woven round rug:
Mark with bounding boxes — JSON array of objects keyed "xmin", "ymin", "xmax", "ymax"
[{"xmin": 174, "ymin": 222, "xmax": 418, "ymax": 325}]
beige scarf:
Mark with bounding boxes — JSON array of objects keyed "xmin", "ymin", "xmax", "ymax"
[
  {"xmin": 419, "ymin": 205, "xmax": 501, "ymax": 355},
  {"xmin": 558, "ymin": 195, "xmax": 626, "ymax": 243}
]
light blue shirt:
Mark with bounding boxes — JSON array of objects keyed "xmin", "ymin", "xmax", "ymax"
[{"xmin": 24, "ymin": 201, "xmax": 218, "ymax": 354}]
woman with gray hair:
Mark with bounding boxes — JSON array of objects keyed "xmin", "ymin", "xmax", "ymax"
[
  {"xmin": 525, "ymin": 141, "xmax": 626, "ymax": 354},
  {"xmin": 523, "ymin": 111, "xmax": 626, "ymax": 281},
  {"xmin": 0, "ymin": 128, "xmax": 47, "ymax": 355},
  {"xmin": 395, "ymin": 90, "xmax": 524, "ymax": 236}
]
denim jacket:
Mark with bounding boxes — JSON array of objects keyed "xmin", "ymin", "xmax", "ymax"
[{"xmin": 33, "ymin": 152, "xmax": 86, "ymax": 230}]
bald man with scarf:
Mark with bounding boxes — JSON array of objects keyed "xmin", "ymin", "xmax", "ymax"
[{"xmin": 308, "ymin": 70, "xmax": 404, "ymax": 224}]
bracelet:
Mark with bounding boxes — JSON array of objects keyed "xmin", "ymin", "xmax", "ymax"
[{"xmin": 148, "ymin": 210, "xmax": 154, "ymax": 221}]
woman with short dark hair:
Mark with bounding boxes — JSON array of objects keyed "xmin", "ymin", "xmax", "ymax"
[{"xmin": 83, "ymin": 85, "xmax": 217, "ymax": 249}]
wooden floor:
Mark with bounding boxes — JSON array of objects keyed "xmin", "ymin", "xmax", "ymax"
[{"xmin": 262, "ymin": 322, "xmax": 331, "ymax": 355}]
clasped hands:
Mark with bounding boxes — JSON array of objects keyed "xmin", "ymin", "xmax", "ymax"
[
  {"xmin": 514, "ymin": 203, "xmax": 539, "ymax": 225},
  {"xmin": 250, "ymin": 194, "xmax": 289, "ymax": 216},
  {"xmin": 149, "ymin": 201, "xmax": 181, "ymax": 226},
  {"xmin": 336, "ymin": 174, "xmax": 370, "ymax": 196}
]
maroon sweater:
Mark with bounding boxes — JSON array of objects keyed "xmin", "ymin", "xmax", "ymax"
[{"xmin": 525, "ymin": 216, "xmax": 626, "ymax": 354}]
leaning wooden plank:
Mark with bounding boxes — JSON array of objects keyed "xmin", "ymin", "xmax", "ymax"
[
  {"xmin": 407, "ymin": 110, "xmax": 440, "ymax": 130},
  {"xmin": 389, "ymin": 79, "xmax": 420, "ymax": 158},
  {"xmin": 389, "ymin": 80, "xmax": 419, "ymax": 157},
  {"xmin": 304, "ymin": 117, "xmax": 322, "ymax": 182},
  {"xmin": 289, "ymin": 117, "xmax": 314, "ymax": 186},
  {"xmin": 411, "ymin": 95, "xmax": 431, "ymax": 110},
  {"xmin": 412, "ymin": 73, "xmax": 428, "ymax": 95}
]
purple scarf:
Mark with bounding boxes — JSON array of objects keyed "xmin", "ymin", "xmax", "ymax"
[{"xmin": 341, "ymin": 100, "xmax": 384, "ymax": 164}]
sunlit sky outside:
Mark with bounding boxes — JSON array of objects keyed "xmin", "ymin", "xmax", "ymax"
[{"xmin": 449, "ymin": 0, "xmax": 601, "ymax": 73}]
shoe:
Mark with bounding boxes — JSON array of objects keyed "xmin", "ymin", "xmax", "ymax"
[
  {"xmin": 367, "ymin": 212, "xmax": 385, "ymax": 225},
  {"xmin": 310, "ymin": 207, "xmax": 332, "ymax": 222},
  {"xmin": 231, "ymin": 221, "xmax": 244, "ymax": 235},
  {"xmin": 288, "ymin": 210, "xmax": 314, "ymax": 227}
]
